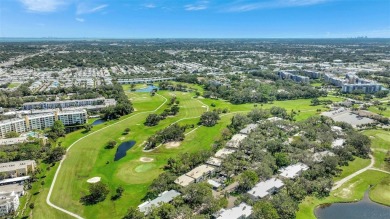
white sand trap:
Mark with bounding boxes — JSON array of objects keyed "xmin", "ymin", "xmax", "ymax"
[
  {"xmin": 140, "ymin": 157, "xmax": 154, "ymax": 162},
  {"xmin": 165, "ymin": 141, "xmax": 181, "ymax": 149},
  {"xmin": 119, "ymin": 137, "xmax": 125, "ymax": 141},
  {"xmin": 202, "ymin": 106, "xmax": 207, "ymax": 108},
  {"xmin": 87, "ymin": 177, "xmax": 101, "ymax": 183}
]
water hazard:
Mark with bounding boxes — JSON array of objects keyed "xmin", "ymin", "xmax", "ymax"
[
  {"xmin": 114, "ymin": 141, "xmax": 136, "ymax": 161},
  {"xmin": 315, "ymin": 191, "xmax": 390, "ymax": 219}
]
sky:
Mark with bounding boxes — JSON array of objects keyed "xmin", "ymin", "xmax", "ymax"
[{"xmin": 0, "ymin": 0, "xmax": 389, "ymax": 38}]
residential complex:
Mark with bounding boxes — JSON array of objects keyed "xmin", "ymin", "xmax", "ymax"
[
  {"xmin": 0, "ymin": 191, "xmax": 20, "ymax": 217},
  {"xmin": 0, "ymin": 160, "xmax": 36, "ymax": 179},
  {"xmin": 0, "ymin": 110, "xmax": 87, "ymax": 138},
  {"xmin": 247, "ymin": 178, "xmax": 285, "ymax": 199},
  {"xmin": 324, "ymin": 73, "xmax": 383, "ymax": 93},
  {"xmin": 277, "ymin": 71, "xmax": 310, "ymax": 83},
  {"xmin": 213, "ymin": 203, "xmax": 253, "ymax": 219},
  {"xmin": 138, "ymin": 190, "xmax": 180, "ymax": 214},
  {"xmin": 22, "ymin": 98, "xmax": 116, "ymax": 110}
]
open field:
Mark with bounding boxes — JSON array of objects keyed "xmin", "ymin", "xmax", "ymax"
[
  {"xmin": 367, "ymin": 106, "xmax": 390, "ymax": 117},
  {"xmin": 362, "ymin": 129, "xmax": 390, "ymax": 171},
  {"xmin": 296, "ymin": 170, "xmax": 390, "ymax": 219},
  {"xmin": 333, "ymin": 157, "xmax": 371, "ymax": 181},
  {"xmin": 40, "ymin": 86, "xmax": 343, "ymax": 219},
  {"xmin": 7, "ymin": 82, "xmax": 21, "ymax": 88}
]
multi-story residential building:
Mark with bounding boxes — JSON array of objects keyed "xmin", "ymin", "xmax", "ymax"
[
  {"xmin": 0, "ymin": 160, "xmax": 36, "ymax": 179},
  {"xmin": 341, "ymin": 84, "xmax": 383, "ymax": 93},
  {"xmin": 323, "ymin": 74, "xmax": 346, "ymax": 87},
  {"xmin": 277, "ymin": 71, "xmax": 310, "ymax": 83},
  {"xmin": 22, "ymin": 98, "xmax": 114, "ymax": 110},
  {"xmin": 0, "ymin": 191, "xmax": 20, "ymax": 217},
  {"xmin": 0, "ymin": 110, "xmax": 87, "ymax": 138}
]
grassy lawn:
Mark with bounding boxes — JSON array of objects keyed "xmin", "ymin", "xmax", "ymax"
[
  {"xmin": 296, "ymin": 170, "xmax": 390, "ymax": 219},
  {"xmin": 39, "ymin": 86, "xmax": 343, "ymax": 219},
  {"xmin": 7, "ymin": 82, "xmax": 21, "ymax": 88},
  {"xmin": 362, "ymin": 129, "xmax": 390, "ymax": 171},
  {"xmin": 370, "ymin": 176, "xmax": 390, "ymax": 206},
  {"xmin": 333, "ymin": 157, "xmax": 371, "ymax": 181},
  {"xmin": 367, "ymin": 106, "xmax": 390, "ymax": 117}
]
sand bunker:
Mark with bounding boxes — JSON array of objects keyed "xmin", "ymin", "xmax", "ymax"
[
  {"xmin": 119, "ymin": 137, "xmax": 125, "ymax": 141},
  {"xmin": 165, "ymin": 141, "xmax": 181, "ymax": 149},
  {"xmin": 87, "ymin": 177, "xmax": 101, "ymax": 183},
  {"xmin": 140, "ymin": 157, "xmax": 154, "ymax": 162}
]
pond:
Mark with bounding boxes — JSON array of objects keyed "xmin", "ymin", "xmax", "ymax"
[
  {"xmin": 114, "ymin": 141, "xmax": 136, "ymax": 161},
  {"xmin": 91, "ymin": 119, "xmax": 105, "ymax": 126},
  {"xmin": 315, "ymin": 191, "xmax": 390, "ymax": 219},
  {"xmin": 134, "ymin": 85, "xmax": 159, "ymax": 92}
]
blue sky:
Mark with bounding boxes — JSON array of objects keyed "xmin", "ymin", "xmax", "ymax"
[{"xmin": 0, "ymin": 0, "xmax": 389, "ymax": 38}]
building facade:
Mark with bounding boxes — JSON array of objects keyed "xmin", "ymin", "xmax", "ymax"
[
  {"xmin": 0, "ymin": 160, "xmax": 36, "ymax": 179},
  {"xmin": 0, "ymin": 191, "xmax": 20, "ymax": 217},
  {"xmin": 0, "ymin": 110, "xmax": 87, "ymax": 138}
]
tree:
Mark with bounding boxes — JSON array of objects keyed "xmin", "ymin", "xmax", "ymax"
[
  {"xmin": 200, "ymin": 111, "xmax": 220, "ymax": 127},
  {"xmin": 238, "ymin": 170, "xmax": 259, "ymax": 192},
  {"xmin": 84, "ymin": 124, "xmax": 93, "ymax": 132},
  {"xmin": 81, "ymin": 182, "xmax": 109, "ymax": 205},
  {"xmin": 123, "ymin": 207, "xmax": 143, "ymax": 219},
  {"xmin": 47, "ymin": 120, "xmax": 65, "ymax": 140},
  {"xmin": 4, "ymin": 131, "xmax": 20, "ymax": 138},
  {"xmin": 46, "ymin": 146, "xmax": 65, "ymax": 163},
  {"xmin": 252, "ymin": 201, "xmax": 280, "ymax": 219},
  {"xmin": 124, "ymin": 128, "xmax": 131, "ymax": 134},
  {"xmin": 111, "ymin": 186, "xmax": 124, "ymax": 200},
  {"xmin": 311, "ymin": 98, "xmax": 320, "ymax": 106},
  {"xmin": 145, "ymin": 114, "xmax": 161, "ymax": 126},
  {"xmin": 182, "ymin": 183, "xmax": 213, "ymax": 207},
  {"xmin": 248, "ymin": 108, "xmax": 270, "ymax": 122},
  {"xmin": 274, "ymin": 152, "xmax": 290, "ymax": 168},
  {"xmin": 106, "ymin": 140, "xmax": 117, "ymax": 149},
  {"xmin": 270, "ymin": 107, "xmax": 287, "ymax": 119}
]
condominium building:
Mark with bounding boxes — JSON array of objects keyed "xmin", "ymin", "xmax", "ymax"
[
  {"xmin": 0, "ymin": 110, "xmax": 87, "ymax": 138},
  {"xmin": 0, "ymin": 191, "xmax": 20, "ymax": 217},
  {"xmin": 22, "ymin": 98, "xmax": 115, "ymax": 110},
  {"xmin": 0, "ymin": 160, "xmax": 36, "ymax": 179},
  {"xmin": 341, "ymin": 84, "xmax": 383, "ymax": 93},
  {"xmin": 278, "ymin": 71, "xmax": 310, "ymax": 83}
]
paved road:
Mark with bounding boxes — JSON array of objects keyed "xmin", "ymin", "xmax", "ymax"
[{"xmin": 46, "ymin": 94, "xmax": 167, "ymax": 219}]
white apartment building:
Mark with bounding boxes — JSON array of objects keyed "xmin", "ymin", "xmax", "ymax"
[
  {"xmin": 0, "ymin": 110, "xmax": 87, "ymax": 138},
  {"xmin": 0, "ymin": 191, "xmax": 19, "ymax": 217}
]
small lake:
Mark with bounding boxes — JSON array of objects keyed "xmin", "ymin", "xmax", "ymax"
[
  {"xmin": 134, "ymin": 85, "xmax": 159, "ymax": 92},
  {"xmin": 92, "ymin": 119, "xmax": 105, "ymax": 126},
  {"xmin": 315, "ymin": 191, "xmax": 390, "ymax": 219},
  {"xmin": 114, "ymin": 141, "xmax": 136, "ymax": 161}
]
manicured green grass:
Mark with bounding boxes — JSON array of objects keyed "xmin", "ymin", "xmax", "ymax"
[
  {"xmin": 362, "ymin": 129, "xmax": 390, "ymax": 171},
  {"xmin": 41, "ymin": 86, "xmax": 343, "ymax": 219},
  {"xmin": 7, "ymin": 82, "xmax": 21, "ymax": 88},
  {"xmin": 367, "ymin": 106, "xmax": 390, "ymax": 117},
  {"xmin": 296, "ymin": 170, "xmax": 390, "ymax": 219},
  {"xmin": 333, "ymin": 157, "xmax": 371, "ymax": 181},
  {"xmin": 370, "ymin": 176, "xmax": 390, "ymax": 206}
]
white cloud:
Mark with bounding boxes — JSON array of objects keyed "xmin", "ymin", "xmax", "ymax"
[
  {"xmin": 77, "ymin": 4, "xmax": 108, "ymax": 15},
  {"xmin": 75, "ymin": 18, "xmax": 85, "ymax": 22},
  {"xmin": 143, "ymin": 3, "xmax": 156, "ymax": 9},
  {"xmin": 19, "ymin": 0, "xmax": 67, "ymax": 12},
  {"xmin": 224, "ymin": 0, "xmax": 331, "ymax": 12},
  {"xmin": 185, "ymin": 1, "xmax": 209, "ymax": 11}
]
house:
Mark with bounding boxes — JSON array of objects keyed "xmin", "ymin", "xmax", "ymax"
[
  {"xmin": 207, "ymin": 179, "xmax": 222, "ymax": 189},
  {"xmin": 0, "ymin": 191, "xmax": 19, "ymax": 217},
  {"xmin": 0, "ymin": 160, "xmax": 36, "ymax": 179},
  {"xmin": 138, "ymin": 190, "xmax": 180, "ymax": 214},
  {"xmin": 313, "ymin": 151, "xmax": 336, "ymax": 163},
  {"xmin": 214, "ymin": 148, "xmax": 236, "ymax": 159},
  {"xmin": 174, "ymin": 174, "xmax": 195, "ymax": 187},
  {"xmin": 206, "ymin": 157, "xmax": 223, "ymax": 167},
  {"xmin": 247, "ymin": 178, "xmax": 284, "ymax": 199},
  {"xmin": 175, "ymin": 165, "xmax": 216, "ymax": 187},
  {"xmin": 226, "ymin": 134, "xmax": 247, "ymax": 149},
  {"xmin": 279, "ymin": 163, "xmax": 309, "ymax": 179},
  {"xmin": 266, "ymin": 117, "xmax": 283, "ymax": 122},
  {"xmin": 185, "ymin": 165, "xmax": 216, "ymax": 183},
  {"xmin": 239, "ymin": 124, "xmax": 258, "ymax": 135},
  {"xmin": 213, "ymin": 203, "xmax": 253, "ymax": 219},
  {"xmin": 331, "ymin": 139, "xmax": 345, "ymax": 148}
]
